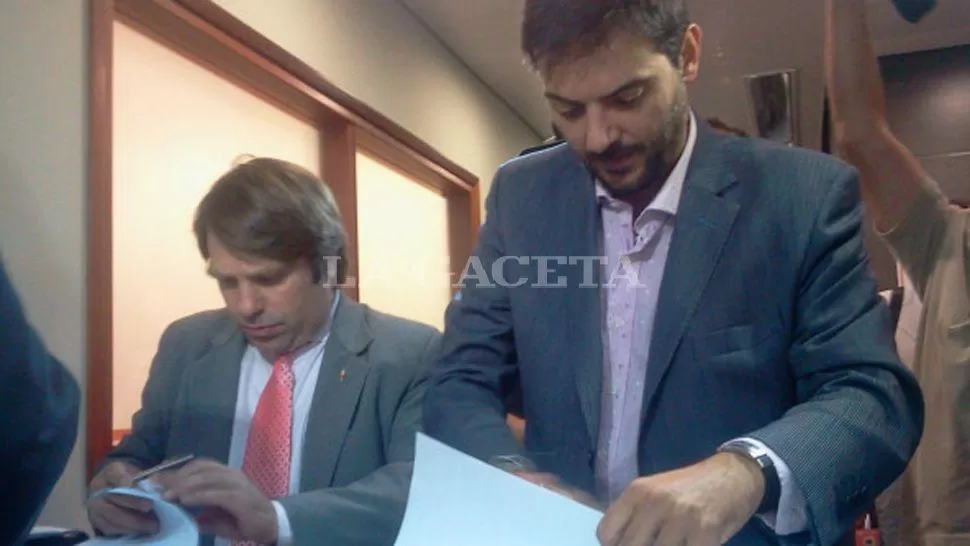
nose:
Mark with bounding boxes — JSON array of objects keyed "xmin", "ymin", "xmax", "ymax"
[
  {"xmin": 584, "ymin": 106, "xmax": 616, "ymax": 154},
  {"xmin": 234, "ymin": 282, "xmax": 264, "ymax": 321}
]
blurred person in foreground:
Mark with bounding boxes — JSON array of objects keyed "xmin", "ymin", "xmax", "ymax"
[
  {"xmin": 424, "ymin": 1, "xmax": 925, "ymax": 545},
  {"xmin": 826, "ymin": 0, "xmax": 968, "ymax": 544},
  {"xmin": 0, "ymin": 256, "xmax": 80, "ymax": 545}
]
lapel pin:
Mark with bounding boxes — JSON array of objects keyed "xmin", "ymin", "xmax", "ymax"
[{"xmin": 339, "ymin": 369, "xmax": 346, "ymax": 382}]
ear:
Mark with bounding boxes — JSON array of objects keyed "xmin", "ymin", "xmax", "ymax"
[{"xmin": 678, "ymin": 24, "xmax": 703, "ymax": 84}]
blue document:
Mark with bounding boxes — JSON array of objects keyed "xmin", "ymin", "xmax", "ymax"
[
  {"xmin": 80, "ymin": 485, "xmax": 199, "ymax": 545},
  {"xmin": 394, "ymin": 433, "xmax": 603, "ymax": 546}
]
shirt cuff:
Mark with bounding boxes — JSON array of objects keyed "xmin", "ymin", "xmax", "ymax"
[
  {"xmin": 272, "ymin": 500, "xmax": 293, "ymax": 546},
  {"xmin": 734, "ymin": 437, "xmax": 809, "ymax": 536}
]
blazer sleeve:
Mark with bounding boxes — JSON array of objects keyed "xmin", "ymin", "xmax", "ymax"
[
  {"xmin": 422, "ymin": 169, "xmax": 525, "ymax": 463},
  {"xmin": 277, "ymin": 331, "xmax": 438, "ymax": 546},
  {"xmin": 0, "ymin": 258, "xmax": 80, "ymax": 545},
  {"xmin": 745, "ymin": 167, "xmax": 924, "ymax": 545}
]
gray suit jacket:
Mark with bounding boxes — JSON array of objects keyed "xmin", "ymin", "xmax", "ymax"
[
  {"xmin": 425, "ymin": 123, "xmax": 925, "ymax": 546},
  {"xmin": 103, "ymin": 295, "xmax": 439, "ymax": 546}
]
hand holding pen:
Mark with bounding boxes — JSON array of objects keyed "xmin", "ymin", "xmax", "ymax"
[{"xmin": 85, "ymin": 455, "xmax": 195, "ymax": 537}]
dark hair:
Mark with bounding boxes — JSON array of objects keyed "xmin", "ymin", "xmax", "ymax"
[
  {"xmin": 522, "ymin": 0, "xmax": 690, "ymax": 72},
  {"xmin": 193, "ymin": 157, "xmax": 348, "ymax": 284}
]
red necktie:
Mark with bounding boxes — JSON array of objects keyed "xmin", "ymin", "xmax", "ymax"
[{"xmin": 234, "ymin": 355, "xmax": 294, "ymax": 545}]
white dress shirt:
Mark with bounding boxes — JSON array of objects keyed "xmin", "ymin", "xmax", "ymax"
[{"xmin": 214, "ymin": 292, "xmax": 339, "ymax": 546}]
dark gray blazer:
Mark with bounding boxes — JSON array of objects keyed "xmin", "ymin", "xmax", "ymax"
[
  {"xmin": 0, "ymin": 257, "xmax": 80, "ymax": 546},
  {"xmin": 424, "ymin": 122, "xmax": 925, "ymax": 546},
  {"xmin": 104, "ymin": 295, "xmax": 439, "ymax": 546}
]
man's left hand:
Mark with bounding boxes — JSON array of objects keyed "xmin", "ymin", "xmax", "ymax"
[
  {"xmin": 597, "ymin": 452, "xmax": 765, "ymax": 546},
  {"xmin": 155, "ymin": 459, "xmax": 278, "ymax": 544}
]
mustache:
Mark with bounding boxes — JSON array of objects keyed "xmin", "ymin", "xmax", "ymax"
[
  {"xmin": 241, "ymin": 316, "xmax": 284, "ymax": 328},
  {"xmin": 589, "ymin": 142, "xmax": 645, "ymax": 163}
]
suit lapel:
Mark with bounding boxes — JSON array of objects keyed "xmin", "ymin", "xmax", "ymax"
[
  {"xmin": 185, "ymin": 320, "xmax": 245, "ymax": 464},
  {"xmin": 549, "ymin": 159, "xmax": 604, "ymax": 449},
  {"xmin": 301, "ymin": 295, "xmax": 372, "ymax": 488},
  {"xmin": 641, "ymin": 126, "xmax": 740, "ymax": 420}
]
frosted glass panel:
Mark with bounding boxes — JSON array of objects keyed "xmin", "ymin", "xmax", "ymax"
[
  {"xmin": 112, "ymin": 22, "xmax": 320, "ymax": 431},
  {"xmin": 356, "ymin": 152, "xmax": 450, "ymax": 331}
]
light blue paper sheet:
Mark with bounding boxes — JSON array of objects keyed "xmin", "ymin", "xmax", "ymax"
[
  {"xmin": 81, "ymin": 484, "xmax": 199, "ymax": 545},
  {"xmin": 394, "ymin": 433, "xmax": 603, "ymax": 546}
]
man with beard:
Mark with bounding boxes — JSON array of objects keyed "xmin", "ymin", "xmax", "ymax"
[{"xmin": 423, "ymin": 1, "xmax": 924, "ymax": 546}]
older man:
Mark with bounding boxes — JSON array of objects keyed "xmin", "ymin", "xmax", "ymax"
[{"xmin": 87, "ymin": 158, "xmax": 439, "ymax": 546}]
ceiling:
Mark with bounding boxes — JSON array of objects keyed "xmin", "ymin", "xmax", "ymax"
[{"xmin": 398, "ymin": 0, "xmax": 970, "ymax": 145}]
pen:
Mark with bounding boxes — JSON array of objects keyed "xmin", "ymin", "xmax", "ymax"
[{"xmin": 131, "ymin": 454, "xmax": 196, "ymax": 484}]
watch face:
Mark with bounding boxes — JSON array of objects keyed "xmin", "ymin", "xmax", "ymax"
[
  {"xmin": 725, "ymin": 442, "xmax": 771, "ymax": 467},
  {"xmin": 753, "ymin": 453, "xmax": 773, "ymax": 470}
]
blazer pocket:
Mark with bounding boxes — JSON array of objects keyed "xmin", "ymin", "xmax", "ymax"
[{"xmin": 689, "ymin": 324, "xmax": 757, "ymax": 362}]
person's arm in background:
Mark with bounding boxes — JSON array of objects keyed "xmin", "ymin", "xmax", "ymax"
[
  {"xmin": 0, "ymin": 257, "xmax": 81, "ymax": 545},
  {"xmin": 824, "ymin": 0, "xmax": 952, "ymax": 294}
]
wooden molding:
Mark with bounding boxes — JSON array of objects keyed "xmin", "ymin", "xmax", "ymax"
[
  {"xmin": 323, "ymin": 123, "xmax": 360, "ymax": 301},
  {"xmin": 87, "ymin": 0, "xmax": 481, "ymax": 478},
  {"xmin": 171, "ymin": 0, "xmax": 477, "ymax": 188},
  {"xmin": 86, "ymin": 0, "xmax": 115, "ymax": 480},
  {"xmin": 112, "ymin": 429, "xmax": 131, "ymax": 446}
]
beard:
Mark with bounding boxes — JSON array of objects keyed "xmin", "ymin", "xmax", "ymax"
[{"xmin": 590, "ymin": 84, "xmax": 690, "ymax": 198}]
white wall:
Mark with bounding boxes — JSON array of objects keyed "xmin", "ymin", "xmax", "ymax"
[
  {"xmin": 0, "ymin": 0, "xmax": 89, "ymax": 530},
  {"xmin": 214, "ymin": 0, "xmax": 541, "ymax": 204},
  {"xmin": 356, "ymin": 152, "xmax": 452, "ymax": 331},
  {"xmin": 1, "ymin": 0, "xmax": 537, "ymax": 531}
]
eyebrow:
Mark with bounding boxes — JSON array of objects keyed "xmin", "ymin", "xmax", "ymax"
[{"xmin": 544, "ymin": 76, "xmax": 656, "ymax": 105}]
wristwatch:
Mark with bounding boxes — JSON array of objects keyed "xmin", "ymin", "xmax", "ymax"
[{"xmin": 718, "ymin": 439, "xmax": 781, "ymax": 514}]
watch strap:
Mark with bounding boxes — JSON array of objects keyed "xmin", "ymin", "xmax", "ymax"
[{"xmin": 719, "ymin": 440, "xmax": 781, "ymax": 514}]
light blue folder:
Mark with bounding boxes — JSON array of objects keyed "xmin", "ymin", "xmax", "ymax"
[{"xmin": 394, "ymin": 433, "xmax": 603, "ymax": 546}]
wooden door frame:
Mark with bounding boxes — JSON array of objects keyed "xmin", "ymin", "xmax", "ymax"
[{"xmin": 87, "ymin": 0, "xmax": 479, "ymax": 478}]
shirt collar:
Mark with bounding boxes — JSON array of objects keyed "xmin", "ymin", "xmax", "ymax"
[
  {"xmin": 595, "ymin": 111, "xmax": 697, "ymax": 216},
  {"xmin": 314, "ymin": 289, "xmax": 340, "ymax": 345}
]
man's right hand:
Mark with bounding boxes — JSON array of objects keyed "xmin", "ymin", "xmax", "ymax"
[
  {"xmin": 516, "ymin": 471, "xmax": 604, "ymax": 511},
  {"xmin": 87, "ymin": 461, "xmax": 159, "ymax": 536}
]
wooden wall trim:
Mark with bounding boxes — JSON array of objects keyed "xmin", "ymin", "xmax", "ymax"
[
  {"xmin": 356, "ymin": 130, "xmax": 471, "ymax": 195},
  {"xmin": 447, "ymin": 185, "xmax": 481, "ymax": 293},
  {"xmin": 115, "ymin": 0, "xmax": 342, "ymax": 127},
  {"xmin": 173, "ymin": 0, "xmax": 478, "ymax": 190},
  {"xmin": 86, "ymin": 0, "xmax": 115, "ymax": 479},
  {"xmin": 112, "ymin": 429, "xmax": 131, "ymax": 446},
  {"xmin": 323, "ymin": 124, "xmax": 361, "ymax": 301}
]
